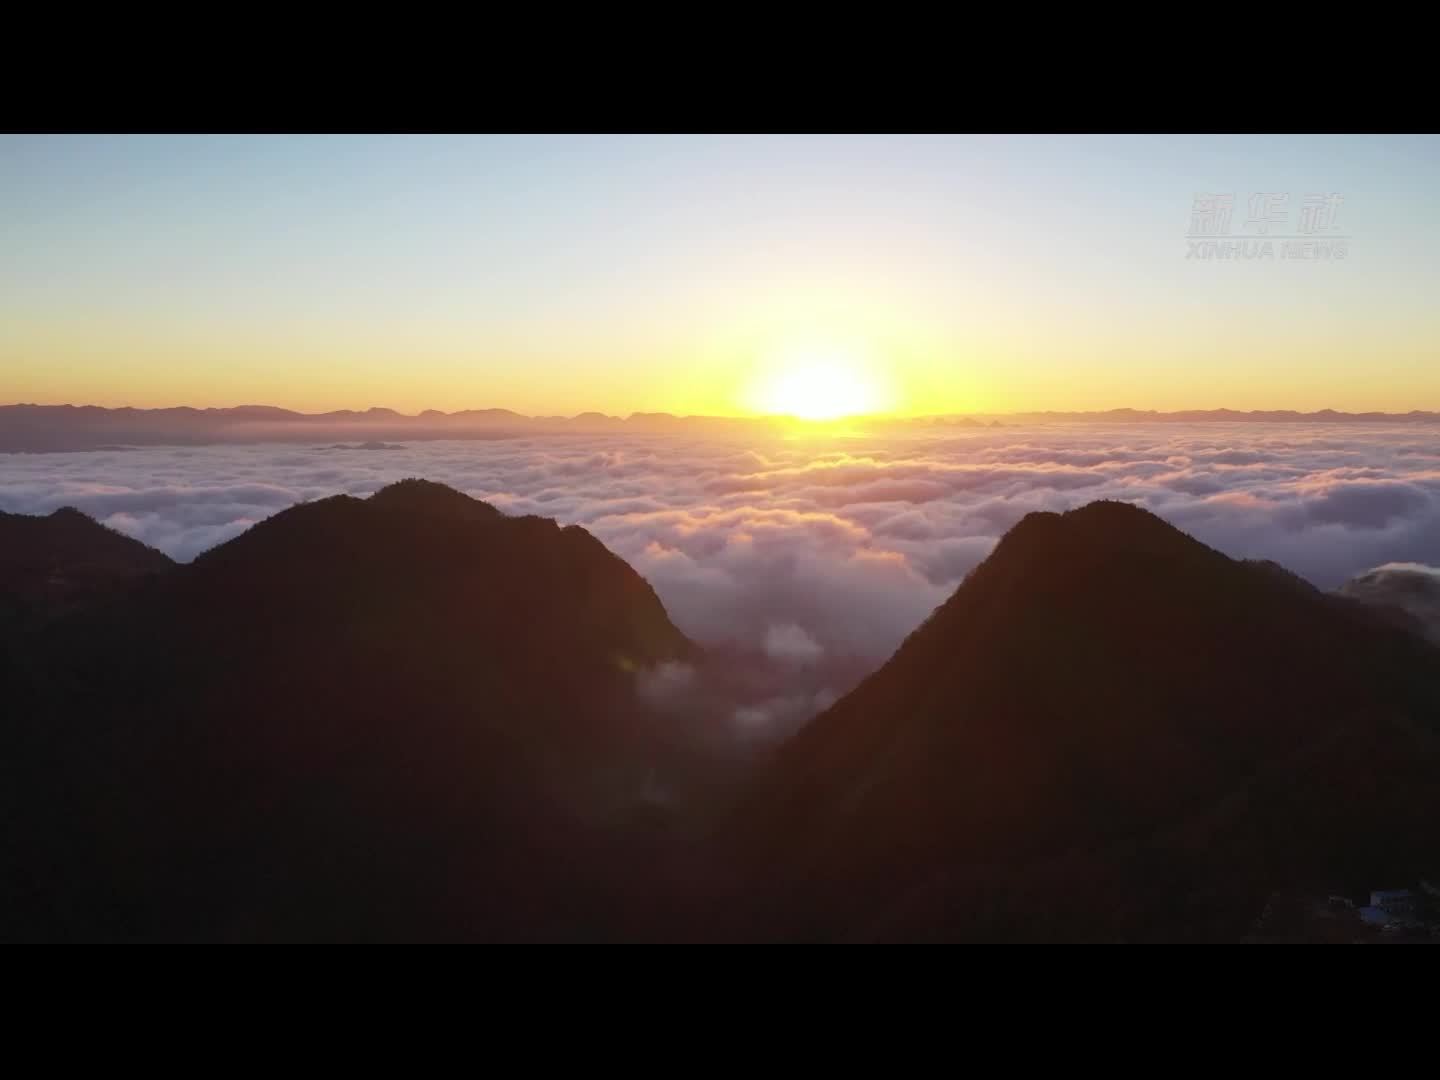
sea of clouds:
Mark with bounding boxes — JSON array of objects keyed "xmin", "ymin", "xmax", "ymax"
[{"xmin": 4, "ymin": 423, "xmax": 1440, "ymax": 672}]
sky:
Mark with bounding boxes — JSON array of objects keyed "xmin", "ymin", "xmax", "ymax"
[{"xmin": 3, "ymin": 134, "xmax": 1439, "ymax": 416}]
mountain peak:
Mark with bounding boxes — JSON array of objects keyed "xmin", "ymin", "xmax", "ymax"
[
  {"xmin": 740, "ymin": 498, "xmax": 1440, "ymax": 941},
  {"xmin": 0, "ymin": 506, "xmax": 173, "ymax": 618},
  {"xmin": 990, "ymin": 501, "xmax": 1200, "ymax": 557},
  {"xmin": 5, "ymin": 474, "xmax": 697, "ymax": 941},
  {"xmin": 366, "ymin": 479, "xmax": 502, "ymax": 520},
  {"xmin": 950, "ymin": 500, "xmax": 1232, "ymax": 618}
]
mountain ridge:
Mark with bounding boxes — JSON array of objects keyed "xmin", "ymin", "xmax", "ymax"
[
  {"xmin": 734, "ymin": 500, "xmax": 1440, "ymax": 941},
  {"xmin": 0, "ymin": 506, "xmax": 173, "ymax": 622},
  {"xmin": 4, "ymin": 486, "xmax": 1439, "ymax": 941},
  {"xmin": 0, "ymin": 480, "xmax": 702, "ymax": 941},
  {"xmin": 5, "ymin": 402, "xmax": 1439, "ymax": 451}
]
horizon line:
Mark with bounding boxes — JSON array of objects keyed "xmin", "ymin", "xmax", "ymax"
[{"xmin": 7, "ymin": 401, "xmax": 1440, "ymax": 423}]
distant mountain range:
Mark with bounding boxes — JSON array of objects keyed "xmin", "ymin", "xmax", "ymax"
[
  {"xmin": 0, "ymin": 403, "xmax": 781, "ymax": 451},
  {"xmin": 3, "ymin": 485, "xmax": 1438, "ymax": 941},
  {"xmin": 3, "ymin": 403, "xmax": 1439, "ymax": 451}
]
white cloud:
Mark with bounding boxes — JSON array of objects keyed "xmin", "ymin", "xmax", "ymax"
[
  {"xmin": 5, "ymin": 423, "xmax": 1440, "ymax": 665},
  {"xmin": 1338, "ymin": 562, "xmax": 1440, "ymax": 643},
  {"xmin": 636, "ymin": 660, "xmax": 698, "ymax": 710},
  {"xmin": 764, "ymin": 623, "xmax": 824, "ymax": 666}
]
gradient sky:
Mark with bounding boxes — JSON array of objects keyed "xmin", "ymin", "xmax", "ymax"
[{"xmin": 3, "ymin": 134, "xmax": 1438, "ymax": 416}]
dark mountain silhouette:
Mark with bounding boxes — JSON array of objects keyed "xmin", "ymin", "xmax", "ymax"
[
  {"xmin": 1, "ymin": 481, "xmax": 702, "ymax": 942},
  {"xmin": 733, "ymin": 501, "xmax": 1440, "ymax": 941},
  {"xmin": 0, "ymin": 507, "xmax": 172, "ymax": 621},
  {"xmin": 6, "ymin": 490, "xmax": 1440, "ymax": 942}
]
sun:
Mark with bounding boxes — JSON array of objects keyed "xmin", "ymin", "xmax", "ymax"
[{"xmin": 749, "ymin": 346, "xmax": 890, "ymax": 420}]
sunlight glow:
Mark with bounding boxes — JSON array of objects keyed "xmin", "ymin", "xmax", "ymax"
[{"xmin": 748, "ymin": 345, "xmax": 892, "ymax": 420}]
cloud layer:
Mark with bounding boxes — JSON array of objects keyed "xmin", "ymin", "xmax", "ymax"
[
  {"xmin": 1338, "ymin": 562, "xmax": 1440, "ymax": 643},
  {"xmin": 6, "ymin": 423, "xmax": 1440, "ymax": 670}
]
